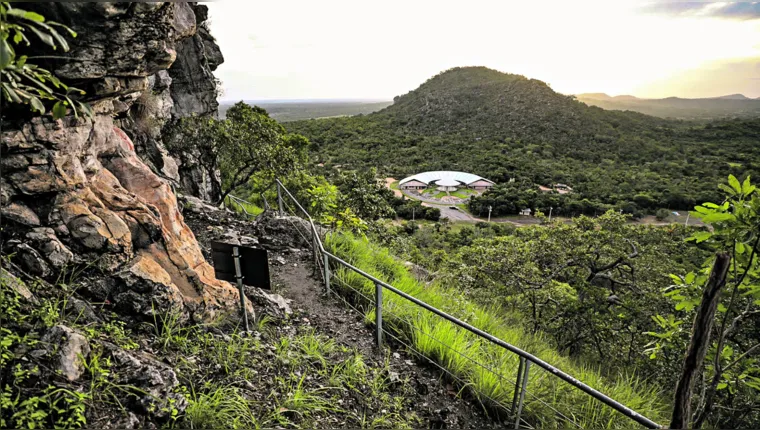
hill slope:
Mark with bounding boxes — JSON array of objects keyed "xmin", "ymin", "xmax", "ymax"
[
  {"xmin": 286, "ymin": 67, "xmax": 760, "ymax": 213},
  {"xmin": 577, "ymin": 93, "xmax": 760, "ymax": 120}
]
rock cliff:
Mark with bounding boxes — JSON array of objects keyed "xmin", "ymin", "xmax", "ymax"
[{"xmin": 2, "ymin": 2, "xmax": 245, "ymax": 322}]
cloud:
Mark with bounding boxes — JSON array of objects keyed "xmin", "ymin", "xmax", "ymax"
[{"xmin": 640, "ymin": 1, "xmax": 760, "ymax": 20}]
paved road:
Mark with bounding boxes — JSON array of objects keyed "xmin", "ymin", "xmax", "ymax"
[{"xmin": 424, "ymin": 203, "xmax": 475, "ymax": 221}]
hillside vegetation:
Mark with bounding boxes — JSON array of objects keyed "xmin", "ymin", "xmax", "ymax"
[
  {"xmin": 286, "ymin": 67, "xmax": 760, "ymax": 216},
  {"xmin": 576, "ymin": 93, "xmax": 760, "ymax": 120},
  {"xmin": 220, "ymin": 100, "xmax": 392, "ymax": 122}
]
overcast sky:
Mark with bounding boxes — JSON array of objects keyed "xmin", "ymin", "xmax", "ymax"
[{"xmin": 207, "ymin": 1, "xmax": 760, "ymax": 101}]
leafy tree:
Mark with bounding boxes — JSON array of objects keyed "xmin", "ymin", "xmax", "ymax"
[
  {"xmin": 172, "ymin": 102, "xmax": 309, "ymax": 204},
  {"xmin": 333, "ymin": 168, "xmax": 395, "ymax": 220},
  {"xmin": 648, "ymin": 175, "xmax": 760, "ymax": 428},
  {"xmin": 656, "ymin": 208, "xmax": 671, "ymax": 221},
  {"xmin": 0, "ymin": 2, "xmax": 91, "ymax": 118}
]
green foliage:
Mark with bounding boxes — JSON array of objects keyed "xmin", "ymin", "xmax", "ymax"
[
  {"xmin": 647, "ymin": 175, "xmax": 760, "ymax": 428},
  {"xmin": 0, "ymin": 2, "xmax": 91, "ymax": 118},
  {"xmin": 170, "ymin": 102, "xmax": 310, "ymax": 204},
  {"xmin": 655, "ymin": 208, "xmax": 671, "ymax": 221},
  {"xmin": 325, "ymin": 231, "xmax": 669, "ymax": 428},
  {"xmin": 183, "ymin": 384, "xmax": 258, "ymax": 429},
  {"xmin": 286, "ymin": 67, "xmax": 759, "ymax": 215},
  {"xmin": 333, "ymin": 168, "xmax": 396, "ymax": 221}
]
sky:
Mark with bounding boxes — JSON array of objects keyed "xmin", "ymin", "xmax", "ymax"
[{"xmin": 206, "ymin": 1, "xmax": 760, "ymax": 101}]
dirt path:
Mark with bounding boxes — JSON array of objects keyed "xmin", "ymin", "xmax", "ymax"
[
  {"xmin": 183, "ymin": 205, "xmax": 500, "ymax": 428},
  {"xmin": 270, "ymin": 251, "xmax": 501, "ymax": 429}
]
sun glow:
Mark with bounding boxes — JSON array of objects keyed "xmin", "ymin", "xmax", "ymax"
[{"xmin": 208, "ymin": 0, "xmax": 760, "ymax": 100}]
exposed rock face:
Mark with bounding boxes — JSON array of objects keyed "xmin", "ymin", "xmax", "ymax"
[
  {"xmin": 41, "ymin": 325, "xmax": 91, "ymax": 382},
  {"xmin": 2, "ymin": 2, "xmax": 245, "ymax": 322},
  {"xmin": 31, "ymin": 2, "xmax": 225, "ymax": 202},
  {"xmin": 104, "ymin": 343, "xmax": 188, "ymax": 421},
  {"xmin": 167, "ymin": 4, "xmax": 225, "ymax": 202},
  {"xmin": 253, "ymin": 212, "xmax": 315, "ymax": 251}
]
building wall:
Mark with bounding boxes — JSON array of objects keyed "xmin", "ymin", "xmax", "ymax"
[
  {"xmin": 468, "ymin": 180, "xmax": 494, "ymax": 189},
  {"xmin": 400, "ymin": 180, "xmax": 427, "ymax": 189}
]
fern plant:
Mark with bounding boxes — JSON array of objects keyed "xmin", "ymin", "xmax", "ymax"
[{"xmin": 0, "ymin": 2, "xmax": 91, "ymax": 118}]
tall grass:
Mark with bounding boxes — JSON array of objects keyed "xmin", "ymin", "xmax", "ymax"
[{"xmin": 325, "ymin": 232, "xmax": 670, "ymax": 429}]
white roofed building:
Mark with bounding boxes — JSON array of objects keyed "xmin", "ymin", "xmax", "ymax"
[{"xmin": 398, "ymin": 171, "xmax": 495, "ymax": 192}]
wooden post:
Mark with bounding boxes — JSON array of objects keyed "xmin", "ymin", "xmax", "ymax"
[{"xmin": 670, "ymin": 252, "xmax": 730, "ymax": 429}]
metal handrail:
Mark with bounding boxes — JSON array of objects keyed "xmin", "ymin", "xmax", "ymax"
[{"xmin": 271, "ymin": 179, "xmax": 661, "ymax": 429}]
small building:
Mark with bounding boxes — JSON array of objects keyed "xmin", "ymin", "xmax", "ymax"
[
  {"xmin": 399, "ymin": 179, "xmax": 427, "ymax": 190},
  {"xmin": 554, "ymin": 183, "xmax": 573, "ymax": 194},
  {"xmin": 399, "ymin": 171, "xmax": 495, "ymax": 192},
  {"xmin": 519, "ymin": 208, "xmax": 532, "ymax": 216}
]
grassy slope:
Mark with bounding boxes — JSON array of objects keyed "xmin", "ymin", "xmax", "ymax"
[{"xmin": 326, "ymin": 233, "xmax": 669, "ymax": 428}]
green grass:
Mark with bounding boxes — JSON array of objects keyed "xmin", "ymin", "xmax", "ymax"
[
  {"xmin": 183, "ymin": 384, "xmax": 258, "ymax": 429},
  {"xmin": 224, "ymin": 197, "xmax": 264, "ymax": 218},
  {"xmin": 421, "ymin": 189, "xmax": 448, "ymax": 199},
  {"xmin": 450, "ymin": 189, "xmax": 477, "ymax": 199},
  {"xmin": 390, "ymin": 181, "xmax": 400, "ymax": 190},
  {"xmin": 325, "ymin": 232, "xmax": 669, "ymax": 429}
]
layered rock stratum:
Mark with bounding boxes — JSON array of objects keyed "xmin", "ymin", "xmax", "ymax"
[{"xmin": 2, "ymin": 2, "xmax": 247, "ymax": 322}]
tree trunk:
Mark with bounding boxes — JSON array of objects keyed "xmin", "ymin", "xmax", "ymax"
[{"xmin": 670, "ymin": 252, "xmax": 731, "ymax": 429}]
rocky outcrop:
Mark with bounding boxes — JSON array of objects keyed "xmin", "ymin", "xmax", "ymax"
[
  {"xmin": 2, "ymin": 2, "xmax": 245, "ymax": 322},
  {"xmin": 30, "ymin": 2, "xmax": 225, "ymax": 202},
  {"xmin": 166, "ymin": 4, "xmax": 225, "ymax": 202},
  {"xmin": 40, "ymin": 325, "xmax": 91, "ymax": 382}
]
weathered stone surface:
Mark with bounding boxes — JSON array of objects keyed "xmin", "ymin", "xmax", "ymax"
[
  {"xmin": 168, "ymin": 4, "xmax": 222, "ymax": 118},
  {"xmin": 105, "ymin": 343, "xmax": 188, "ymax": 420},
  {"xmin": 253, "ymin": 212, "xmax": 314, "ymax": 251},
  {"xmin": 27, "ymin": 3, "xmax": 192, "ymax": 81},
  {"xmin": 245, "ymin": 286, "xmax": 293, "ymax": 317},
  {"xmin": 41, "ymin": 325, "xmax": 91, "ymax": 382},
  {"xmin": 26, "ymin": 228, "xmax": 74, "ymax": 269},
  {"xmin": 164, "ymin": 3, "xmax": 225, "ymax": 202},
  {"xmin": 179, "ymin": 194, "xmax": 219, "ymax": 214},
  {"xmin": 0, "ymin": 268, "xmax": 37, "ymax": 304},
  {"xmin": 14, "ymin": 243, "xmax": 52, "ymax": 278},
  {"xmin": 1, "ymin": 202, "xmax": 40, "ymax": 226},
  {"xmin": 2, "ymin": 2, "xmax": 238, "ymax": 322}
]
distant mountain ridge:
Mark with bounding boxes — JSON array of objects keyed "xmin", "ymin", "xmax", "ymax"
[
  {"xmin": 576, "ymin": 92, "xmax": 760, "ymax": 119},
  {"xmin": 577, "ymin": 93, "xmax": 754, "ymax": 101}
]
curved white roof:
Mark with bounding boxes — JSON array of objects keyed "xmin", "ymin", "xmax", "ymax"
[
  {"xmin": 435, "ymin": 178, "xmax": 461, "ymax": 187},
  {"xmin": 399, "ymin": 171, "xmax": 494, "ymax": 186}
]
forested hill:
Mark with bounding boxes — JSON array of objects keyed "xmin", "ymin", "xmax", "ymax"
[
  {"xmin": 379, "ymin": 66, "xmax": 665, "ymax": 138},
  {"xmin": 285, "ymin": 67, "xmax": 760, "ymax": 214}
]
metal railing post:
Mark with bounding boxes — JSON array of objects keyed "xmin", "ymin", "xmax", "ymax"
[
  {"xmin": 324, "ymin": 253, "xmax": 330, "ymax": 295},
  {"xmin": 511, "ymin": 356, "xmax": 525, "ymax": 415},
  {"xmin": 312, "ymin": 227, "xmax": 319, "ymax": 276},
  {"xmin": 276, "ymin": 182, "xmax": 284, "ymax": 216},
  {"xmin": 514, "ymin": 359, "xmax": 531, "ymax": 429},
  {"xmin": 375, "ymin": 282, "xmax": 383, "ymax": 349}
]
